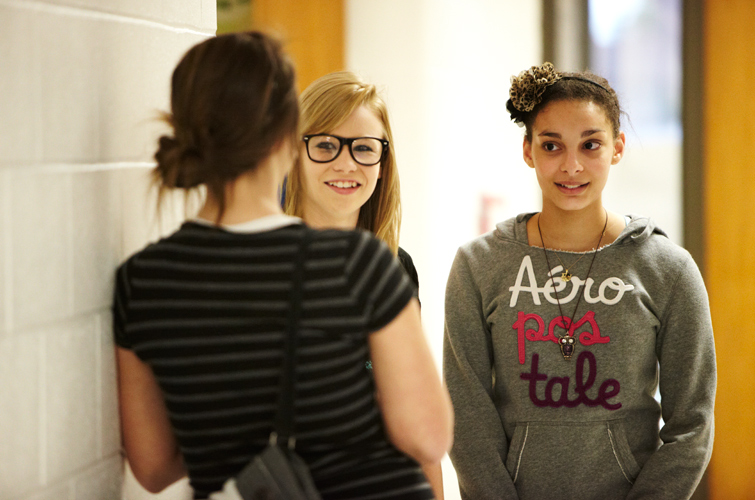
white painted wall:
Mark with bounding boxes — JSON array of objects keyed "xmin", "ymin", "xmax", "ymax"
[
  {"xmin": 346, "ymin": 2, "xmax": 542, "ymax": 498},
  {"xmin": 0, "ymin": 1, "xmax": 215, "ymax": 499}
]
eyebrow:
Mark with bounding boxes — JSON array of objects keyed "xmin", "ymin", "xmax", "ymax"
[{"xmin": 538, "ymin": 129, "xmax": 606, "ymax": 138}]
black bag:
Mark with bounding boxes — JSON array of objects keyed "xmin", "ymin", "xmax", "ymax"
[
  {"xmin": 234, "ymin": 435, "xmax": 321, "ymax": 500},
  {"xmin": 233, "ymin": 230, "xmax": 322, "ymax": 500}
]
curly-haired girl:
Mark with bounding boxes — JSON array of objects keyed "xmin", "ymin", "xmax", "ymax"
[{"xmin": 443, "ymin": 62, "xmax": 715, "ymax": 500}]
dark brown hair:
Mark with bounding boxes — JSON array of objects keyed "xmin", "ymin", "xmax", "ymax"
[
  {"xmin": 153, "ymin": 31, "xmax": 298, "ymax": 219},
  {"xmin": 507, "ymin": 69, "xmax": 623, "ymax": 141}
]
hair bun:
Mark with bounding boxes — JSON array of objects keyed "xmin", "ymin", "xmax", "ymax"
[{"xmin": 154, "ymin": 135, "xmax": 204, "ymax": 189}]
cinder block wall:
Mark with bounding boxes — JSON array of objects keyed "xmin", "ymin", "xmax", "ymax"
[{"xmin": 0, "ymin": 1, "xmax": 215, "ymax": 498}]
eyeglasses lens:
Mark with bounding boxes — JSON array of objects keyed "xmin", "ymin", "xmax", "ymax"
[
  {"xmin": 307, "ymin": 135, "xmax": 340, "ymax": 162},
  {"xmin": 307, "ymin": 135, "xmax": 384, "ymax": 166},
  {"xmin": 350, "ymin": 138, "xmax": 383, "ymax": 165}
]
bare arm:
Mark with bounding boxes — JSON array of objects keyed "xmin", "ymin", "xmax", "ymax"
[
  {"xmin": 369, "ymin": 298, "xmax": 454, "ymax": 465},
  {"xmin": 421, "ymin": 462, "xmax": 445, "ymax": 500},
  {"xmin": 117, "ymin": 347, "xmax": 187, "ymax": 493}
]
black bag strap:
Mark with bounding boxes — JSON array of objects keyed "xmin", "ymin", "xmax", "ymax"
[{"xmin": 272, "ymin": 227, "xmax": 310, "ymax": 448}]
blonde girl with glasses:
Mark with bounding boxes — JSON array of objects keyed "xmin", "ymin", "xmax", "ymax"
[
  {"xmin": 284, "ymin": 71, "xmax": 419, "ymax": 291},
  {"xmin": 284, "ymin": 71, "xmax": 443, "ymax": 497}
]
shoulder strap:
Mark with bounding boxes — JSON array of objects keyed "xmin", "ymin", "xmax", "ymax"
[{"xmin": 273, "ymin": 227, "xmax": 310, "ymax": 447}]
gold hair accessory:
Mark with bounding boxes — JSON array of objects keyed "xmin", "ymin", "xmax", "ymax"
[{"xmin": 509, "ymin": 62, "xmax": 562, "ymax": 113}]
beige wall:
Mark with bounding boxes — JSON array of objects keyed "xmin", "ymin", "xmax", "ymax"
[
  {"xmin": 0, "ymin": 1, "xmax": 215, "ymax": 498},
  {"xmin": 705, "ymin": 1, "xmax": 755, "ymax": 498},
  {"xmin": 345, "ymin": 2, "xmax": 542, "ymax": 498}
]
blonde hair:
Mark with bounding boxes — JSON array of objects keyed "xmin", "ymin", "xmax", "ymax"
[{"xmin": 285, "ymin": 71, "xmax": 401, "ymax": 254}]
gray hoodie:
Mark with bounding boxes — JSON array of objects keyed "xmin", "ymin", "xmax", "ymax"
[{"xmin": 444, "ymin": 213, "xmax": 716, "ymax": 500}]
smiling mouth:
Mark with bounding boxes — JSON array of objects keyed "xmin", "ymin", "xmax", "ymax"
[
  {"xmin": 326, "ymin": 181, "xmax": 361, "ymax": 188},
  {"xmin": 556, "ymin": 182, "xmax": 588, "ymax": 189}
]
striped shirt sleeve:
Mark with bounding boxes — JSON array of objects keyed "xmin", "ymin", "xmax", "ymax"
[
  {"xmin": 112, "ymin": 259, "xmax": 133, "ymax": 350},
  {"xmin": 348, "ymin": 231, "xmax": 416, "ymax": 333}
]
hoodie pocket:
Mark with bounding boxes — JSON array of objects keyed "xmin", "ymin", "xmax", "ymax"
[
  {"xmin": 504, "ymin": 419, "xmax": 641, "ymax": 500},
  {"xmin": 606, "ymin": 419, "xmax": 641, "ymax": 482},
  {"xmin": 504, "ymin": 423, "xmax": 529, "ymax": 483}
]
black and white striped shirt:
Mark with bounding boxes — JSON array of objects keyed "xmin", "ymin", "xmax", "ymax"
[{"xmin": 113, "ymin": 218, "xmax": 431, "ymax": 499}]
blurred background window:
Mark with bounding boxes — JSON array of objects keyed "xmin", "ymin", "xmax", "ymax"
[{"xmin": 589, "ymin": 0, "xmax": 684, "ymax": 245}]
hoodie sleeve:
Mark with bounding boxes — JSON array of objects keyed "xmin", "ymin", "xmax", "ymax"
[
  {"xmin": 627, "ymin": 254, "xmax": 716, "ymax": 499},
  {"xmin": 443, "ymin": 248, "xmax": 520, "ymax": 500}
]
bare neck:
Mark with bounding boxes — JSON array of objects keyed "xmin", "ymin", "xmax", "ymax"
[
  {"xmin": 301, "ymin": 202, "xmax": 359, "ymax": 230},
  {"xmin": 197, "ymin": 163, "xmax": 284, "ymax": 226}
]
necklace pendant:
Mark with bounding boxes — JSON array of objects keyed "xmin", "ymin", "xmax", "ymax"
[
  {"xmin": 561, "ymin": 271, "xmax": 572, "ymax": 282},
  {"xmin": 559, "ymin": 336, "xmax": 576, "ymax": 360}
]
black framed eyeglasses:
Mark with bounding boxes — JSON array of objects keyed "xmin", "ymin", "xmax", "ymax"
[{"xmin": 303, "ymin": 134, "xmax": 389, "ymax": 166}]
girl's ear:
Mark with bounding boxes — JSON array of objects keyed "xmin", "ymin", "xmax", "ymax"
[
  {"xmin": 611, "ymin": 132, "xmax": 626, "ymax": 165},
  {"xmin": 523, "ymin": 137, "xmax": 535, "ymax": 168}
]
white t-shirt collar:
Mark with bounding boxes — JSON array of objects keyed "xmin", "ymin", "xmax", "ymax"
[{"xmin": 191, "ymin": 214, "xmax": 302, "ymax": 234}]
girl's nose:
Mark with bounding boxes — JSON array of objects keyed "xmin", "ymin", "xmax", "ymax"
[
  {"xmin": 561, "ymin": 151, "xmax": 584, "ymax": 175},
  {"xmin": 331, "ymin": 150, "xmax": 359, "ymax": 172}
]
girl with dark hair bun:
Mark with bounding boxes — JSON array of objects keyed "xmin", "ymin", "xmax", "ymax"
[
  {"xmin": 114, "ymin": 32, "xmax": 452, "ymax": 500},
  {"xmin": 444, "ymin": 62, "xmax": 715, "ymax": 500}
]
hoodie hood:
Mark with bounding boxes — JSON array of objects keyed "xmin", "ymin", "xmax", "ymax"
[{"xmin": 495, "ymin": 212, "xmax": 668, "ymax": 249}]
